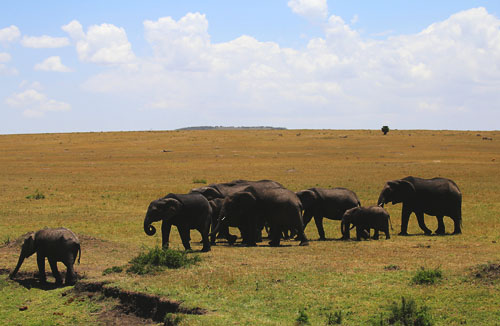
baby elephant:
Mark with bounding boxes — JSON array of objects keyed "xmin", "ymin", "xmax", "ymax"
[
  {"xmin": 10, "ymin": 227, "xmax": 81, "ymax": 285},
  {"xmin": 341, "ymin": 206, "xmax": 391, "ymax": 241}
]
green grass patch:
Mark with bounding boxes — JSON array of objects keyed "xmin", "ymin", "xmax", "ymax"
[
  {"xmin": 25, "ymin": 189, "xmax": 45, "ymax": 200},
  {"xmin": 102, "ymin": 265, "xmax": 123, "ymax": 275},
  {"xmin": 192, "ymin": 178, "xmax": 207, "ymax": 184},
  {"xmin": 295, "ymin": 307, "xmax": 311, "ymax": 325},
  {"xmin": 411, "ymin": 267, "xmax": 443, "ymax": 285},
  {"xmin": 126, "ymin": 246, "xmax": 201, "ymax": 275},
  {"xmin": 370, "ymin": 297, "xmax": 434, "ymax": 326}
]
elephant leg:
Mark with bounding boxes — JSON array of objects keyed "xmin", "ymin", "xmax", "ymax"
[
  {"xmin": 416, "ymin": 212, "xmax": 432, "ymax": 235},
  {"xmin": 314, "ymin": 216, "xmax": 327, "ymax": 240},
  {"xmin": 198, "ymin": 228, "xmax": 211, "ymax": 252},
  {"xmin": 355, "ymin": 226, "xmax": 362, "ymax": 241},
  {"xmin": 161, "ymin": 222, "xmax": 172, "ymax": 249},
  {"xmin": 268, "ymin": 224, "xmax": 281, "ymax": 247},
  {"xmin": 372, "ymin": 228, "xmax": 379, "ymax": 240},
  {"xmin": 452, "ymin": 217, "xmax": 462, "ymax": 234},
  {"xmin": 384, "ymin": 226, "xmax": 391, "ymax": 239},
  {"xmin": 399, "ymin": 206, "xmax": 412, "ymax": 235},
  {"xmin": 36, "ymin": 253, "xmax": 47, "ymax": 283},
  {"xmin": 435, "ymin": 215, "xmax": 445, "ymax": 235},
  {"xmin": 48, "ymin": 258, "xmax": 62, "ymax": 285},
  {"xmin": 63, "ymin": 256, "xmax": 76, "ymax": 285},
  {"xmin": 177, "ymin": 227, "xmax": 192, "ymax": 251}
]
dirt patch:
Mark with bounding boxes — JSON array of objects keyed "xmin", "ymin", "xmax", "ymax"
[
  {"xmin": 473, "ymin": 262, "xmax": 500, "ymax": 282},
  {"xmin": 74, "ymin": 281, "xmax": 207, "ymax": 323}
]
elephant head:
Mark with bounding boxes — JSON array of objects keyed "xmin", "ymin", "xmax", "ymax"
[
  {"xmin": 211, "ymin": 191, "xmax": 257, "ymax": 237},
  {"xmin": 143, "ymin": 198, "xmax": 182, "ymax": 236},
  {"xmin": 296, "ymin": 189, "xmax": 318, "ymax": 210},
  {"xmin": 341, "ymin": 207, "xmax": 357, "ymax": 239},
  {"xmin": 377, "ymin": 180, "xmax": 416, "ymax": 207},
  {"xmin": 10, "ymin": 232, "xmax": 36, "ymax": 279}
]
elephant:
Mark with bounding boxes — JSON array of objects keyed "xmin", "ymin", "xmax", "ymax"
[
  {"xmin": 341, "ymin": 206, "xmax": 391, "ymax": 241},
  {"xmin": 143, "ymin": 193, "xmax": 212, "ymax": 252},
  {"xmin": 213, "ymin": 184, "xmax": 309, "ymax": 247},
  {"xmin": 377, "ymin": 176, "xmax": 462, "ymax": 235},
  {"xmin": 9, "ymin": 227, "xmax": 81, "ymax": 285},
  {"xmin": 208, "ymin": 198, "xmax": 237, "ymax": 245},
  {"xmin": 296, "ymin": 187, "xmax": 361, "ymax": 240},
  {"xmin": 191, "ymin": 179, "xmax": 284, "ymax": 243}
]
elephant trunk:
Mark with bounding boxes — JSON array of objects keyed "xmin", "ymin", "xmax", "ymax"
[
  {"xmin": 143, "ymin": 214, "xmax": 156, "ymax": 236},
  {"xmin": 377, "ymin": 193, "xmax": 385, "ymax": 207},
  {"xmin": 9, "ymin": 254, "xmax": 25, "ymax": 279}
]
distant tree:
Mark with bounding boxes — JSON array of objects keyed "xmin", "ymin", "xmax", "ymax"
[{"xmin": 381, "ymin": 126, "xmax": 390, "ymax": 135}]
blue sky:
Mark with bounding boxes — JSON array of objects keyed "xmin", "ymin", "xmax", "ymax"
[{"xmin": 1, "ymin": 1, "xmax": 500, "ymax": 133}]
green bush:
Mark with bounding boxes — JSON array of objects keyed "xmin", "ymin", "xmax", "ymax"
[
  {"xmin": 370, "ymin": 297, "xmax": 433, "ymax": 326},
  {"xmin": 127, "ymin": 246, "xmax": 201, "ymax": 275},
  {"xmin": 102, "ymin": 266, "xmax": 123, "ymax": 275},
  {"xmin": 326, "ymin": 310, "xmax": 343, "ymax": 325},
  {"xmin": 295, "ymin": 308, "xmax": 310, "ymax": 325},
  {"xmin": 411, "ymin": 267, "xmax": 442, "ymax": 285},
  {"xmin": 164, "ymin": 313, "xmax": 183, "ymax": 326},
  {"xmin": 26, "ymin": 189, "xmax": 45, "ymax": 200}
]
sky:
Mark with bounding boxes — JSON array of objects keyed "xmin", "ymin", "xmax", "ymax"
[{"xmin": 1, "ymin": 1, "xmax": 500, "ymax": 134}]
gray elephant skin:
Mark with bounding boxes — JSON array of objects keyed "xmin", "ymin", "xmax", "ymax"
[
  {"xmin": 191, "ymin": 179, "xmax": 284, "ymax": 243},
  {"xmin": 144, "ymin": 193, "xmax": 212, "ymax": 252},
  {"xmin": 341, "ymin": 206, "xmax": 391, "ymax": 241},
  {"xmin": 9, "ymin": 227, "xmax": 81, "ymax": 285},
  {"xmin": 377, "ymin": 176, "xmax": 462, "ymax": 235},
  {"xmin": 214, "ymin": 184, "xmax": 309, "ymax": 247},
  {"xmin": 296, "ymin": 187, "xmax": 360, "ymax": 240}
]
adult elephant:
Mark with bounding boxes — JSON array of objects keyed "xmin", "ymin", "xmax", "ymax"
[
  {"xmin": 213, "ymin": 184, "xmax": 309, "ymax": 247},
  {"xmin": 191, "ymin": 179, "xmax": 284, "ymax": 243},
  {"xmin": 377, "ymin": 176, "xmax": 462, "ymax": 235},
  {"xmin": 10, "ymin": 228, "xmax": 81, "ymax": 285},
  {"xmin": 296, "ymin": 187, "xmax": 361, "ymax": 240},
  {"xmin": 143, "ymin": 193, "xmax": 212, "ymax": 252}
]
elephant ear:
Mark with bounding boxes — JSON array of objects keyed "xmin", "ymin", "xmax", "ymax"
[
  {"xmin": 22, "ymin": 233, "xmax": 36, "ymax": 257},
  {"xmin": 297, "ymin": 190, "xmax": 317, "ymax": 209},
  {"xmin": 232, "ymin": 191, "xmax": 257, "ymax": 211},
  {"xmin": 162, "ymin": 198, "xmax": 182, "ymax": 220},
  {"xmin": 389, "ymin": 180, "xmax": 416, "ymax": 204}
]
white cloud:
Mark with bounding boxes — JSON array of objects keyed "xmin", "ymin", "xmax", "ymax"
[
  {"xmin": 21, "ymin": 35, "xmax": 69, "ymax": 48},
  {"xmin": 288, "ymin": 0, "xmax": 328, "ymax": 21},
  {"xmin": 62, "ymin": 20, "xmax": 135, "ymax": 65},
  {"xmin": 82, "ymin": 8, "xmax": 500, "ymax": 129},
  {"xmin": 6, "ymin": 89, "xmax": 71, "ymax": 118},
  {"xmin": 0, "ymin": 52, "xmax": 11, "ymax": 62},
  {"xmin": 34, "ymin": 56, "xmax": 72, "ymax": 72},
  {"xmin": 0, "ymin": 25, "xmax": 20, "ymax": 42}
]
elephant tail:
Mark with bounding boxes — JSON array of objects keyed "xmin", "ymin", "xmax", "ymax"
[{"xmin": 77, "ymin": 243, "xmax": 81, "ymax": 264}]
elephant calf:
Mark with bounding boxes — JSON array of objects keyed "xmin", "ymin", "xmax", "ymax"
[
  {"xmin": 341, "ymin": 206, "xmax": 391, "ymax": 241},
  {"xmin": 10, "ymin": 227, "xmax": 81, "ymax": 285},
  {"xmin": 144, "ymin": 193, "xmax": 212, "ymax": 252}
]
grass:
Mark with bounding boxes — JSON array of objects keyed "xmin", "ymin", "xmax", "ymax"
[
  {"xmin": 411, "ymin": 267, "xmax": 443, "ymax": 285},
  {"xmin": 126, "ymin": 246, "xmax": 201, "ymax": 275},
  {"xmin": 0, "ymin": 129, "xmax": 499, "ymax": 325},
  {"xmin": 371, "ymin": 297, "xmax": 434, "ymax": 326}
]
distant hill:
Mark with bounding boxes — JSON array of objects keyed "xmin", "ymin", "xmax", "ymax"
[{"xmin": 176, "ymin": 126, "xmax": 287, "ymax": 131}]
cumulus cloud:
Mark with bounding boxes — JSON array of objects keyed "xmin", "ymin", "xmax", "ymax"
[
  {"xmin": 82, "ymin": 8, "xmax": 500, "ymax": 129},
  {"xmin": 21, "ymin": 35, "xmax": 69, "ymax": 48},
  {"xmin": 6, "ymin": 89, "xmax": 71, "ymax": 118},
  {"xmin": 34, "ymin": 56, "xmax": 72, "ymax": 72},
  {"xmin": 62, "ymin": 20, "xmax": 135, "ymax": 65},
  {"xmin": 0, "ymin": 52, "xmax": 11, "ymax": 62},
  {"xmin": 0, "ymin": 25, "xmax": 20, "ymax": 42},
  {"xmin": 288, "ymin": 0, "xmax": 328, "ymax": 21},
  {"xmin": 0, "ymin": 51, "xmax": 17, "ymax": 75}
]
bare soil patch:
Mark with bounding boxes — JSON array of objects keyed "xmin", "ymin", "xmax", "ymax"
[{"xmin": 473, "ymin": 262, "xmax": 500, "ymax": 282}]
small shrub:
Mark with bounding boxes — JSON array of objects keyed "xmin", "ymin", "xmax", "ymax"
[
  {"xmin": 192, "ymin": 178, "xmax": 207, "ymax": 184},
  {"xmin": 370, "ymin": 297, "xmax": 434, "ymax": 326},
  {"xmin": 164, "ymin": 313, "xmax": 183, "ymax": 326},
  {"xmin": 26, "ymin": 189, "xmax": 45, "ymax": 200},
  {"xmin": 296, "ymin": 308, "xmax": 311, "ymax": 325},
  {"xmin": 326, "ymin": 310, "xmax": 343, "ymax": 325},
  {"xmin": 127, "ymin": 247, "xmax": 201, "ymax": 275},
  {"xmin": 411, "ymin": 267, "xmax": 442, "ymax": 285},
  {"xmin": 102, "ymin": 266, "xmax": 123, "ymax": 275}
]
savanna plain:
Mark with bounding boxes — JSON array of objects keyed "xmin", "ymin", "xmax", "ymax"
[{"xmin": 0, "ymin": 129, "xmax": 499, "ymax": 325}]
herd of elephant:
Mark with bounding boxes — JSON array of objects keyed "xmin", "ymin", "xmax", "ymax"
[
  {"xmin": 144, "ymin": 176, "xmax": 463, "ymax": 251},
  {"xmin": 9, "ymin": 176, "xmax": 462, "ymax": 285}
]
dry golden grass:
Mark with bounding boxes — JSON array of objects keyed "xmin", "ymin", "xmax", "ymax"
[{"xmin": 0, "ymin": 129, "xmax": 499, "ymax": 325}]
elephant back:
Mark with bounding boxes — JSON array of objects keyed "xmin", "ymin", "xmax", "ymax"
[{"xmin": 164, "ymin": 193, "xmax": 210, "ymax": 217}]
